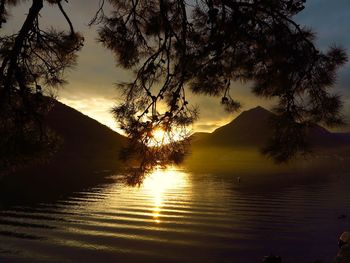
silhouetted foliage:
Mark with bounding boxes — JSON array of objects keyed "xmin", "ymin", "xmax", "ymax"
[
  {"xmin": 0, "ymin": 0, "xmax": 83, "ymax": 168},
  {"xmin": 1, "ymin": 0, "xmax": 348, "ymax": 179},
  {"xmin": 97, "ymin": 0, "xmax": 347, "ymax": 165},
  {"xmin": 120, "ymin": 132, "xmax": 190, "ymax": 186}
]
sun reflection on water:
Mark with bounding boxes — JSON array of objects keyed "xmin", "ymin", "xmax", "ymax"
[{"xmin": 141, "ymin": 167, "xmax": 190, "ymax": 224}]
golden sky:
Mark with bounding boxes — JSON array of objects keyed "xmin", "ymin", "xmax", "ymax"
[{"xmin": 4, "ymin": 0, "xmax": 350, "ymax": 134}]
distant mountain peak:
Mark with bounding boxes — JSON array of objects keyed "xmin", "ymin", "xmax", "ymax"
[
  {"xmin": 250, "ymin": 105, "xmax": 265, "ymax": 111},
  {"xmin": 241, "ymin": 106, "xmax": 271, "ymax": 115},
  {"xmin": 193, "ymin": 104, "xmax": 342, "ymax": 149},
  {"xmin": 232, "ymin": 106, "xmax": 273, "ymax": 124},
  {"xmin": 198, "ymin": 106, "xmax": 275, "ymax": 147}
]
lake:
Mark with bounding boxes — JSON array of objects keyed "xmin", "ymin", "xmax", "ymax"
[{"xmin": 0, "ymin": 167, "xmax": 350, "ymax": 263}]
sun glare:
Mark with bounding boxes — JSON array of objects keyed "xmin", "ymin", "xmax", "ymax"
[
  {"xmin": 147, "ymin": 127, "xmax": 185, "ymax": 147},
  {"xmin": 152, "ymin": 128, "xmax": 166, "ymax": 144},
  {"xmin": 142, "ymin": 167, "xmax": 190, "ymax": 223}
]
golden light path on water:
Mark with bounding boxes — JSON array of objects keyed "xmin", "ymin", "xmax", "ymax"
[
  {"xmin": 86, "ymin": 166, "xmax": 192, "ymax": 228},
  {"xmin": 2, "ymin": 164, "xmax": 350, "ymax": 262},
  {"xmin": 141, "ymin": 167, "xmax": 190, "ymax": 224}
]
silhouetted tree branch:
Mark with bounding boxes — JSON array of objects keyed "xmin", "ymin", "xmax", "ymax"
[
  {"xmin": 97, "ymin": 0, "xmax": 347, "ymax": 165},
  {"xmin": 1, "ymin": 0, "xmax": 348, "ymax": 177},
  {"xmin": 0, "ymin": 0, "xmax": 83, "ymax": 168}
]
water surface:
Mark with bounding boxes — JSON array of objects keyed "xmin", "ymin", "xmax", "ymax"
[{"xmin": 1, "ymin": 168, "xmax": 350, "ymax": 263}]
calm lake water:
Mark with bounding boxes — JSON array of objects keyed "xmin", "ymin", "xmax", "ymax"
[{"xmin": 1, "ymin": 167, "xmax": 350, "ymax": 263}]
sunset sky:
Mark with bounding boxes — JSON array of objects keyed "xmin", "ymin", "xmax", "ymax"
[{"xmin": 5, "ymin": 0, "xmax": 350, "ymax": 133}]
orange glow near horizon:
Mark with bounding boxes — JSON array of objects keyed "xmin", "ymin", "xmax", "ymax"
[{"xmin": 147, "ymin": 127, "xmax": 188, "ymax": 147}]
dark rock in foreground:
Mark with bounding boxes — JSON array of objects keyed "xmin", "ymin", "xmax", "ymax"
[
  {"xmin": 335, "ymin": 232, "xmax": 350, "ymax": 263},
  {"xmin": 335, "ymin": 244, "xmax": 350, "ymax": 263}
]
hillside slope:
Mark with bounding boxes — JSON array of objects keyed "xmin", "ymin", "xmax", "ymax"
[
  {"xmin": 193, "ymin": 106, "xmax": 348, "ymax": 149},
  {"xmin": 0, "ymin": 100, "xmax": 128, "ymax": 202},
  {"xmin": 46, "ymin": 100, "xmax": 127, "ymax": 158},
  {"xmin": 186, "ymin": 106, "xmax": 350, "ymax": 174},
  {"xmin": 196, "ymin": 106, "xmax": 273, "ymax": 147}
]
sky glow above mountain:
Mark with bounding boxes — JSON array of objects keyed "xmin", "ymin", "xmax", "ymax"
[{"xmin": 4, "ymin": 0, "xmax": 350, "ymax": 133}]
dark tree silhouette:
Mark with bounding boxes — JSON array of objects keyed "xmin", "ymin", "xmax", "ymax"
[
  {"xmin": 97, "ymin": 0, "xmax": 347, "ymax": 166},
  {"xmin": 1, "ymin": 0, "xmax": 348, "ymax": 180},
  {"xmin": 0, "ymin": 0, "xmax": 83, "ymax": 168}
]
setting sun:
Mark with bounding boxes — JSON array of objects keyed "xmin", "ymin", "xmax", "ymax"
[
  {"xmin": 3, "ymin": 1, "xmax": 350, "ymax": 263},
  {"xmin": 152, "ymin": 128, "xmax": 166, "ymax": 144},
  {"xmin": 147, "ymin": 127, "xmax": 188, "ymax": 147}
]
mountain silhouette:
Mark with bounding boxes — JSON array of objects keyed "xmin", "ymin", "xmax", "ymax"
[
  {"xmin": 0, "ymin": 100, "xmax": 129, "ymax": 203},
  {"xmin": 46, "ymin": 99, "xmax": 127, "ymax": 157},
  {"xmin": 190, "ymin": 132, "xmax": 210, "ymax": 143},
  {"xmin": 38, "ymin": 99, "xmax": 129, "ymax": 178},
  {"xmin": 193, "ymin": 106, "xmax": 350, "ymax": 149},
  {"xmin": 185, "ymin": 106, "xmax": 350, "ymax": 178},
  {"xmin": 198, "ymin": 106, "xmax": 273, "ymax": 147}
]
